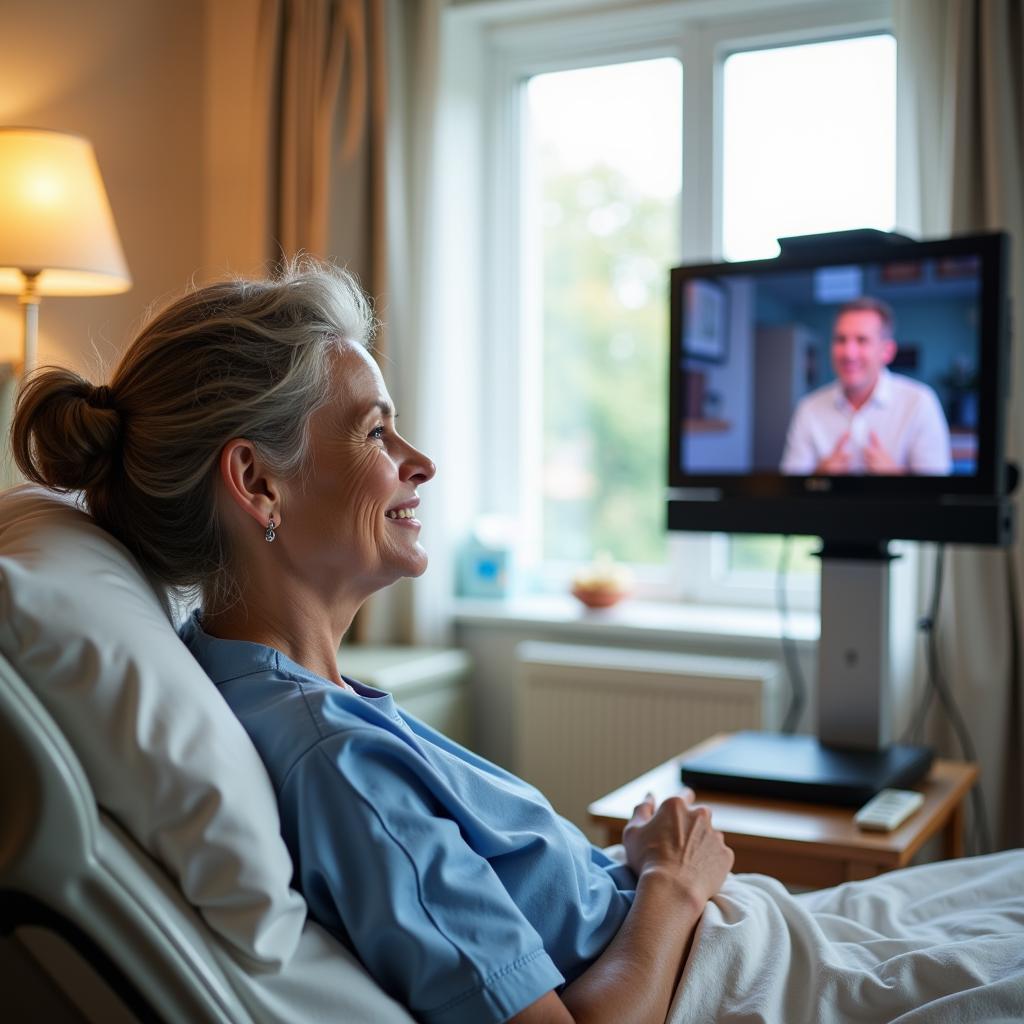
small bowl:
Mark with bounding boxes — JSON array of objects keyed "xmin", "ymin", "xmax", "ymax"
[{"xmin": 571, "ymin": 583, "xmax": 629, "ymax": 609}]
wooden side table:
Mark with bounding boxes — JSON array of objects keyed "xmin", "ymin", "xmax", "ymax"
[{"xmin": 588, "ymin": 733, "xmax": 978, "ymax": 889}]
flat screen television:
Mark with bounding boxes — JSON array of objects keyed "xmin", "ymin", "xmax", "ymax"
[
  {"xmin": 667, "ymin": 230, "xmax": 1014, "ymax": 545},
  {"xmin": 666, "ymin": 230, "xmax": 1016, "ymax": 798}
]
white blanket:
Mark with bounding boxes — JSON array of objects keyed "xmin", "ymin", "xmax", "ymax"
[{"xmin": 669, "ymin": 851, "xmax": 1024, "ymax": 1023}]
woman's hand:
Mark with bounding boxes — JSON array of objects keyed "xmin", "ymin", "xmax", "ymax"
[
  {"xmin": 511, "ymin": 792, "xmax": 735, "ymax": 1024},
  {"xmin": 622, "ymin": 789, "xmax": 734, "ymax": 908}
]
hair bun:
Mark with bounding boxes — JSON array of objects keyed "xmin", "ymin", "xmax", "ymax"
[
  {"xmin": 91, "ymin": 384, "xmax": 116, "ymax": 409},
  {"xmin": 11, "ymin": 368, "xmax": 122, "ymax": 492}
]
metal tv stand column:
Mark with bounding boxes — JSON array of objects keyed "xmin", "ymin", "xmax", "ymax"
[
  {"xmin": 817, "ymin": 540, "xmax": 899, "ymax": 749},
  {"xmin": 815, "ymin": 540, "xmax": 932, "ymax": 785}
]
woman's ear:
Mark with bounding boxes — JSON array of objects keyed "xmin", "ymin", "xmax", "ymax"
[{"xmin": 219, "ymin": 439, "xmax": 283, "ymax": 529}]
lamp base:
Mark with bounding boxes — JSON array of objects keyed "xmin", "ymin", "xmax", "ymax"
[{"xmin": 18, "ymin": 269, "xmax": 41, "ymax": 375}]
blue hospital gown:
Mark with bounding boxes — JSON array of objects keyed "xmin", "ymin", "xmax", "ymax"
[{"xmin": 180, "ymin": 613, "xmax": 636, "ymax": 1024}]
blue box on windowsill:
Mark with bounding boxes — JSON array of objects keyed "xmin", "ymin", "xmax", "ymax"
[{"xmin": 456, "ymin": 519, "xmax": 516, "ymax": 599}]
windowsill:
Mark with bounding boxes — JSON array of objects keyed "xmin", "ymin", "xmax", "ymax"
[{"xmin": 453, "ymin": 595, "xmax": 818, "ymax": 647}]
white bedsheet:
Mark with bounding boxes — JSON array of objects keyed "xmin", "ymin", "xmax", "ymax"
[{"xmin": 668, "ymin": 851, "xmax": 1024, "ymax": 1023}]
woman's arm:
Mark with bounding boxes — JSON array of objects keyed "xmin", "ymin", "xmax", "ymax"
[{"xmin": 508, "ymin": 791, "xmax": 734, "ymax": 1024}]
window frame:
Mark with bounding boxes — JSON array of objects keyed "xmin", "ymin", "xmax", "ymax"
[{"xmin": 460, "ymin": 0, "xmax": 894, "ymax": 611}]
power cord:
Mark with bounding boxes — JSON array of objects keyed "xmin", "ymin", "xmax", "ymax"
[
  {"xmin": 1003, "ymin": 543, "xmax": 1022, "ymax": 846},
  {"xmin": 903, "ymin": 544, "xmax": 945, "ymax": 746},
  {"xmin": 901, "ymin": 544, "xmax": 993, "ymax": 855},
  {"xmin": 776, "ymin": 535, "xmax": 807, "ymax": 734}
]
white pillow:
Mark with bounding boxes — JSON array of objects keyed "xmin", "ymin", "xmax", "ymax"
[{"xmin": 0, "ymin": 484, "xmax": 306, "ymax": 967}]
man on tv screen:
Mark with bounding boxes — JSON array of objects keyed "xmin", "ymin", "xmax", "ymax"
[{"xmin": 780, "ymin": 297, "xmax": 952, "ymax": 476}]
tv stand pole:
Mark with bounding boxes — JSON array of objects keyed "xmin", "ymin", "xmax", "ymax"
[{"xmin": 816, "ymin": 541, "xmax": 896, "ymax": 750}]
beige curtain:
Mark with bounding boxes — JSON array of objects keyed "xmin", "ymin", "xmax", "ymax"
[
  {"xmin": 255, "ymin": 0, "xmax": 389, "ymax": 346},
  {"xmin": 260, "ymin": 1, "xmax": 368, "ymax": 252},
  {"xmin": 206, "ymin": 0, "xmax": 387, "ymax": 294},
  {"xmin": 895, "ymin": 0, "xmax": 1023, "ymax": 850}
]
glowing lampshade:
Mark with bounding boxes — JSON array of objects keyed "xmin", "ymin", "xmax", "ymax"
[{"xmin": 0, "ymin": 128, "xmax": 131, "ymax": 370}]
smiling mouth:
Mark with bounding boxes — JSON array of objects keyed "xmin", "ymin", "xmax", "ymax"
[{"xmin": 385, "ymin": 508, "xmax": 419, "ymax": 521}]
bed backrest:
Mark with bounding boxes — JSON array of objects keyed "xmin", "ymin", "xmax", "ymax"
[
  {"xmin": 0, "ymin": 484, "xmax": 416, "ymax": 1023},
  {"xmin": 0, "ymin": 648, "xmax": 247, "ymax": 1022},
  {"xmin": 0, "ymin": 484, "xmax": 305, "ymax": 965}
]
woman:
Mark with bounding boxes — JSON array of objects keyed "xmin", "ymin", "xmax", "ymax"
[{"xmin": 12, "ymin": 259, "xmax": 733, "ymax": 1024}]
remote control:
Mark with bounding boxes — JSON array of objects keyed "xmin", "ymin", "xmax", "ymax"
[{"xmin": 854, "ymin": 789, "xmax": 925, "ymax": 831}]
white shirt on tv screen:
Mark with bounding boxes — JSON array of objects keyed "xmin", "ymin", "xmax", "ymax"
[{"xmin": 780, "ymin": 368, "xmax": 953, "ymax": 475}]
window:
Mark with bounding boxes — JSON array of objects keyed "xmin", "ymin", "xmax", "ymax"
[
  {"xmin": 459, "ymin": 0, "xmax": 897, "ymax": 607},
  {"xmin": 524, "ymin": 59, "xmax": 681, "ymax": 570},
  {"xmin": 722, "ymin": 35, "xmax": 897, "ymax": 263}
]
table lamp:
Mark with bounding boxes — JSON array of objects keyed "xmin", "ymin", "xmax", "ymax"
[{"xmin": 0, "ymin": 127, "xmax": 131, "ymax": 374}]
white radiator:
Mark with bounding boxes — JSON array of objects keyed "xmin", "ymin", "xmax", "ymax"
[{"xmin": 517, "ymin": 641, "xmax": 781, "ymax": 838}]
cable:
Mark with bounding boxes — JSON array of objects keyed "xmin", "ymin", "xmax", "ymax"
[
  {"xmin": 1003, "ymin": 544, "xmax": 1022, "ymax": 848},
  {"xmin": 902, "ymin": 544, "xmax": 993, "ymax": 854},
  {"xmin": 903, "ymin": 545, "xmax": 945, "ymax": 746},
  {"xmin": 776, "ymin": 535, "xmax": 807, "ymax": 734}
]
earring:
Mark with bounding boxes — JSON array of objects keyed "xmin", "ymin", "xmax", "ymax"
[{"xmin": 265, "ymin": 515, "xmax": 277, "ymax": 543}]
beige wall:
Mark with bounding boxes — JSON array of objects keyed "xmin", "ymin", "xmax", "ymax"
[{"xmin": 0, "ymin": 0, "xmax": 207, "ymax": 377}]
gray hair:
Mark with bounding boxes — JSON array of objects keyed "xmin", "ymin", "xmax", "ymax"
[{"xmin": 11, "ymin": 256, "xmax": 376, "ymax": 611}]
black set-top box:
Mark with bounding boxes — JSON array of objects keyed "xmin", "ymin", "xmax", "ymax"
[{"xmin": 678, "ymin": 731, "xmax": 933, "ymax": 807}]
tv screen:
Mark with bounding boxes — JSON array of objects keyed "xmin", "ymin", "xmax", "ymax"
[{"xmin": 667, "ymin": 232, "xmax": 1013, "ymax": 544}]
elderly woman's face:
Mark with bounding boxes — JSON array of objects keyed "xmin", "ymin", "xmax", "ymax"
[{"xmin": 280, "ymin": 343, "xmax": 435, "ymax": 593}]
